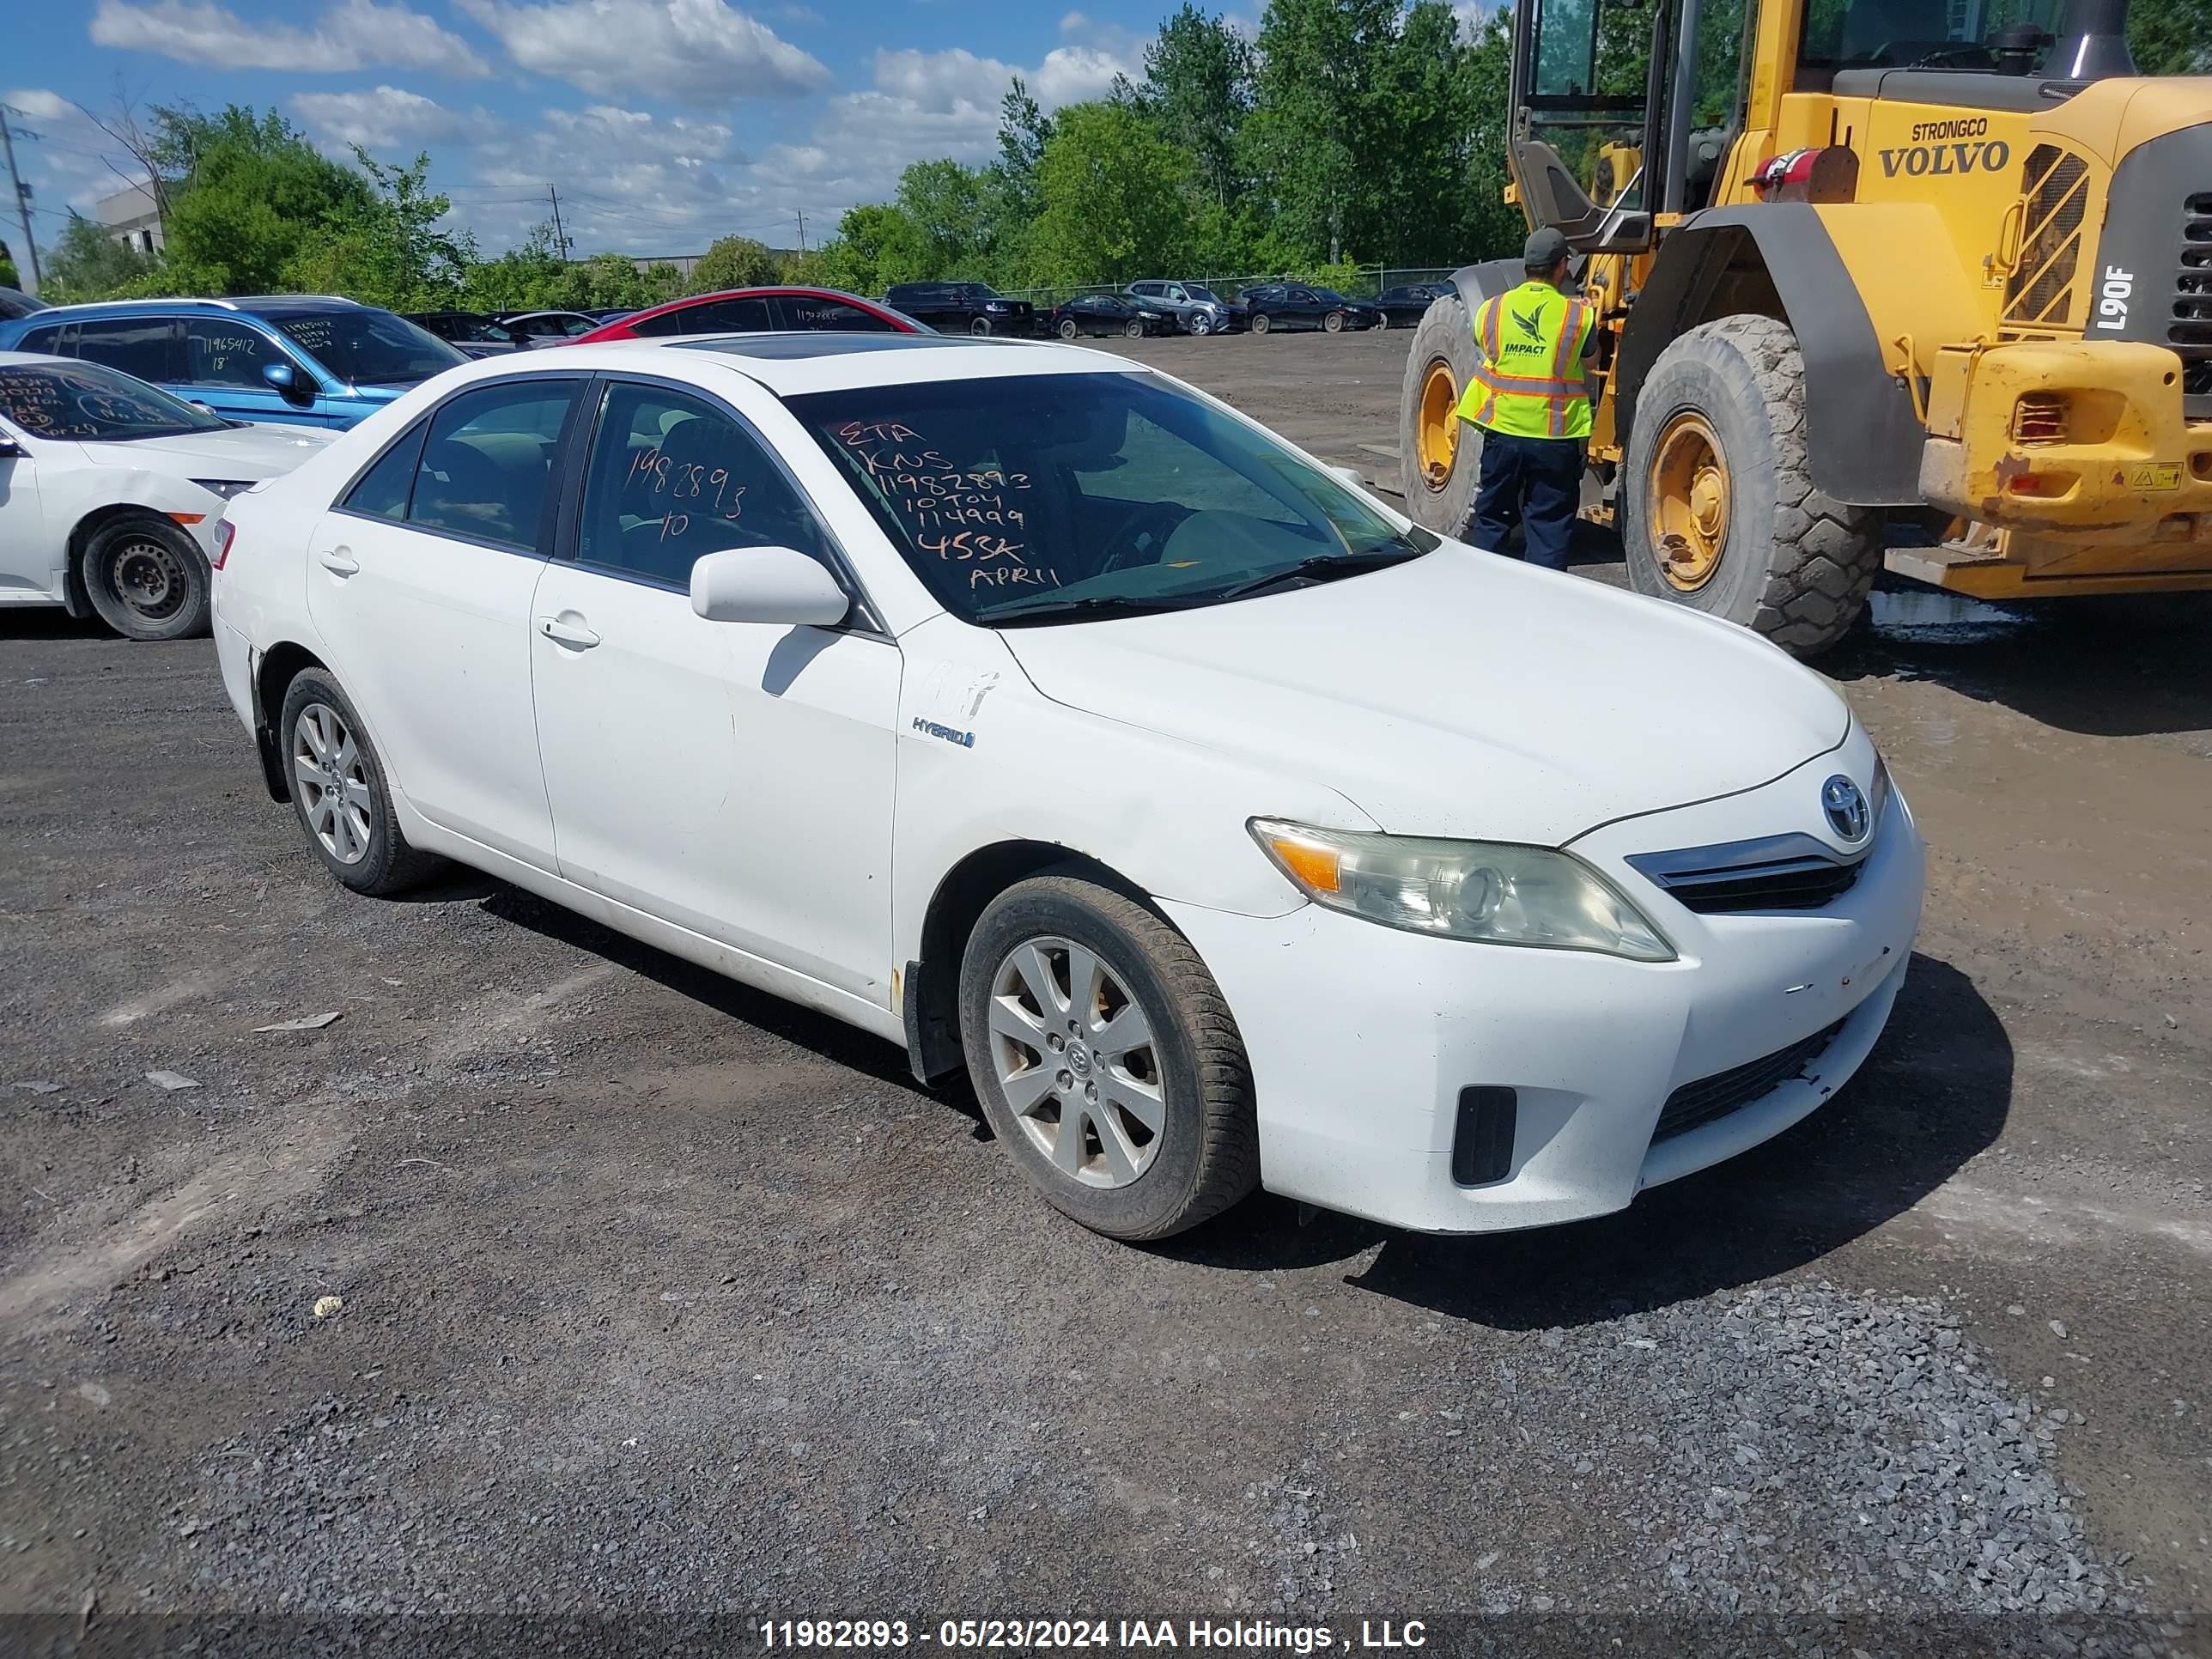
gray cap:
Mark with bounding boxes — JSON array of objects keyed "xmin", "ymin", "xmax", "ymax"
[{"xmin": 1523, "ymin": 226, "xmax": 1569, "ymax": 269}]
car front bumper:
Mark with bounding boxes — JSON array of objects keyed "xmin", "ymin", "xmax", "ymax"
[{"xmin": 1159, "ymin": 755, "xmax": 1923, "ymax": 1234}]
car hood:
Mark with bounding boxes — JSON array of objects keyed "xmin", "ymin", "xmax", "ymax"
[
  {"xmin": 997, "ymin": 548, "xmax": 1850, "ymax": 846},
  {"xmin": 78, "ymin": 422, "xmax": 335, "ymax": 477}
]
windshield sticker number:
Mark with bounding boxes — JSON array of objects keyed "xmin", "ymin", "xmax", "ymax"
[{"xmin": 838, "ymin": 419, "xmax": 1043, "ymax": 584}]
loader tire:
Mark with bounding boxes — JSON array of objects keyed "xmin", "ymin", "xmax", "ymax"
[
  {"xmin": 1623, "ymin": 314, "xmax": 1880, "ymax": 658},
  {"xmin": 1399, "ymin": 293, "xmax": 1483, "ymax": 536}
]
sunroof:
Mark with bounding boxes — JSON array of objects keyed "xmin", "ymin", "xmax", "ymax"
[{"xmin": 672, "ymin": 333, "xmax": 1018, "ymax": 360}]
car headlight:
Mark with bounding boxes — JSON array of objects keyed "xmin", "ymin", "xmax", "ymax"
[
  {"xmin": 1869, "ymin": 752, "xmax": 1892, "ymax": 826},
  {"xmin": 1249, "ymin": 818, "xmax": 1675, "ymax": 961},
  {"xmin": 985, "ymin": 301, "xmax": 1010, "ymax": 311},
  {"xmin": 191, "ymin": 478, "xmax": 257, "ymax": 499}
]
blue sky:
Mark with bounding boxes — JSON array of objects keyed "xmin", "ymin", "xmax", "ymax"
[{"xmin": 4, "ymin": 0, "xmax": 1225, "ymax": 261}]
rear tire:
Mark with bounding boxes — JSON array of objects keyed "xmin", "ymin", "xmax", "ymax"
[
  {"xmin": 1057, "ymin": 318, "xmax": 1079, "ymax": 340},
  {"xmin": 81, "ymin": 516, "xmax": 210, "ymax": 641},
  {"xmin": 276, "ymin": 668, "xmax": 445, "ymax": 896},
  {"xmin": 1398, "ymin": 292, "xmax": 1484, "ymax": 534},
  {"xmin": 1622, "ymin": 315, "xmax": 1881, "ymax": 658},
  {"xmin": 960, "ymin": 873, "xmax": 1260, "ymax": 1242}
]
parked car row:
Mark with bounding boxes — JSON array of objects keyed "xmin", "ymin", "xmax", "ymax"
[
  {"xmin": 884, "ymin": 278, "xmax": 1456, "ymax": 338},
  {"xmin": 405, "ymin": 308, "xmax": 635, "ymax": 356}
]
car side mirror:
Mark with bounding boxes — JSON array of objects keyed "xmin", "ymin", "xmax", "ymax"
[
  {"xmin": 261, "ymin": 362, "xmax": 313, "ymax": 405},
  {"xmin": 1326, "ymin": 465, "xmax": 1368, "ymax": 492},
  {"xmin": 690, "ymin": 545, "xmax": 851, "ymax": 628}
]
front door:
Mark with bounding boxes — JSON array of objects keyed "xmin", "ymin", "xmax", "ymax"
[
  {"xmin": 528, "ymin": 376, "xmax": 899, "ymax": 1005},
  {"xmin": 179, "ymin": 318, "xmax": 330, "ymax": 426},
  {"xmin": 303, "ymin": 374, "xmax": 584, "ymax": 866}
]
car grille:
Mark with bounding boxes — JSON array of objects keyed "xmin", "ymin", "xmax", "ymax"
[
  {"xmin": 1651, "ymin": 1018, "xmax": 1847, "ymax": 1144},
  {"xmin": 1626, "ymin": 836, "xmax": 1866, "ymax": 915}
]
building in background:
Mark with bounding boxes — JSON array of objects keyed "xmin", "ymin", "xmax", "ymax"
[{"xmin": 94, "ymin": 182, "xmax": 162, "ymax": 255}]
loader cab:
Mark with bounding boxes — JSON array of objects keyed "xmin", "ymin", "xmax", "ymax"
[{"xmin": 1509, "ymin": 0, "xmax": 1755, "ymax": 248}]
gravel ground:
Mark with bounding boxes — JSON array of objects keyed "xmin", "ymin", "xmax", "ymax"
[{"xmin": 3, "ymin": 331, "xmax": 2207, "ymax": 1657}]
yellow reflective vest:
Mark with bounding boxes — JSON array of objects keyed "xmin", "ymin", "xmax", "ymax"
[{"xmin": 1455, "ymin": 280, "xmax": 1596, "ymax": 441}]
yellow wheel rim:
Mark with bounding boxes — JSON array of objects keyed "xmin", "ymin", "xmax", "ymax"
[
  {"xmin": 1650, "ymin": 412, "xmax": 1730, "ymax": 592},
  {"xmin": 1417, "ymin": 359, "xmax": 1460, "ymax": 490}
]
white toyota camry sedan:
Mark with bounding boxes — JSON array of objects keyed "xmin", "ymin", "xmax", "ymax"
[{"xmin": 211, "ymin": 333, "xmax": 1922, "ymax": 1241}]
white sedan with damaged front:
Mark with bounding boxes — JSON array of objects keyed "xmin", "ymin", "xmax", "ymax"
[
  {"xmin": 0, "ymin": 352, "xmax": 331, "ymax": 639},
  {"xmin": 211, "ymin": 331, "xmax": 1922, "ymax": 1241}
]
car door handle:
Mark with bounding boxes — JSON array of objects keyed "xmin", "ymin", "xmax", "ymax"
[
  {"xmin": 317, "ymin": 548, "xmax": 360, "ymax": 577},
  {"xmin": 538, "ymin": 614, "xmax": 601, "ymax": 649}
]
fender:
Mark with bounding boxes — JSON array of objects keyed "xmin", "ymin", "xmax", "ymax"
[{"xmin": 1612, "ymin": 204, "xmax": 1936, "ymax": 507}]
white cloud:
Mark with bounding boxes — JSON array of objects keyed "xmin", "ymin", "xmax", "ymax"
[
  {"xmin": 88, "ymin": 0, "xmax": 491, "ymax": 76},
  {"xmin": 453, "ymin": 0, "xmax": 829, "ymax": 104},
  {"xmin": 291, "ymin": 85, "xmax": 501, "ymax": 150}
]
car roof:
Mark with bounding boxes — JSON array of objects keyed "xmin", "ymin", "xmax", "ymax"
[
  {"xmin": 0, "ymin": 349, "xmax": 71, "ymax": 366},
  {"xmin": 9, "ymin": 295, "xmax": 364, "ymax": 320},
  {"xmin": 453, "ymin": 333, "xmax": 1133, "ymax": 398}
]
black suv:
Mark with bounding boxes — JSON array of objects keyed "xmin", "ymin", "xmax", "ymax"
[{"xmin": 883, "ymin": 282, "xmax": 1036, "ymax": 337}]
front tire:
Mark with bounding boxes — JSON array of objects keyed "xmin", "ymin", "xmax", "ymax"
[
  {"xmin": 960, "ymin": 874, "xmax": 1260, "ymax": 1241},
  {"xmin": 276, "ymin": 668, "xmax": 445, "ymax": 896},
  {"xmin": 1250, "ymin": 312, "xmax": 1271, "ymax": 335},
  {"xmin": 1324, "ymin": 310, "xmax": 1346, "ymax": 334},
  {"xmin": 82, "ymin": 516, "xmax": 210, "ymax": 641},
  {"xmin": 969, "ymin": 316, "xmax": 994, "ymax": 336},
  {"xmin": 1188, "ymin": 313, "xmax": 1212, "ymax": 337},
  {"xmin": 1398, "ymin": 292, "xmax": 1484, "ymax": 533},
  {"xmin": 1622, "ymin": 315, "xmax": 1881, "ymax": 658},
  {"xmin": 1122, "ymin": 319, "xmax": 1144, "ymax": 338}
]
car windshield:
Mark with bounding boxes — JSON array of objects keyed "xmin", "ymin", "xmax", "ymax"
[
  {"xmin": 455, "ymin": 316, "xmax": 514, "ymax": 343},
  {"xmin": 792, "ymin": 370, "xmax": 1437, "ymax": 628},
  {"xmin": 1311, "ymin": 288, "xmax": 1349, "ymax": 304},
  {"xmin": 275, "ymin": 309, "xmax": 465, "ymax": 386},
  {"xmin": 1187, "ymin": 286, "xmax": 1219, "ymax": 303},
  {"xmin": 0, "ymin": 359, "xmax": 228, "ymax": 441}
]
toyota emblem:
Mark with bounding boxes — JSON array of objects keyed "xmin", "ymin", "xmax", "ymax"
[{"xmin": 1822, "ymin": 775, "xmax": 1870, "ymax": 842}]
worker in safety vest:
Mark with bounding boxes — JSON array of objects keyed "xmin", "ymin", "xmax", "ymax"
[{"xmin": 1456, "ymin": 226, "xmax": 1597, "ymax": 571}]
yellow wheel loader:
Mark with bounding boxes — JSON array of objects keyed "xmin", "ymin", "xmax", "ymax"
[{"xmin": 1400, "ymin": 0, "xmax": 2211, "ymax": 654}]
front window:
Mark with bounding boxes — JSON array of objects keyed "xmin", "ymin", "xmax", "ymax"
[
  {"xmin": 182, "ymin": 318, "xmax": 294, "ymax": 388},
  {"xmin": 276, "ymin": 309, "xmax": 465, "ymax": 386},
  {"xmin": 791, "ymin": 371, "xmax": 1436, "ymax": 628},
  {"xmin": 1187, "ymin": 286, "xmax": 1218, "ymax": 304},
  {"xmin": 1799, "ymin": 0, "xmax": 2066, "ymax": 71},
  {"xmin": 0, "ymin": 359, "xmax": 228, "ymax": 441}
]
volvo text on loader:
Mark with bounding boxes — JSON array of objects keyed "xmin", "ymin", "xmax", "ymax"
[{"xmin": 1400, "ymin": 0, "xmax": 2211, "ymax": 653}]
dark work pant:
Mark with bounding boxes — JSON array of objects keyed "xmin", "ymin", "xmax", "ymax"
[{"xmin": 1466, "ymin": 427, "xmax": 1582, "ymax": 571}]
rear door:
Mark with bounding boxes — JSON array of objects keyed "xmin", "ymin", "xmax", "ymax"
[
  {"xmin": 0, "ymin": 402, "xmax": 52, "ymax": 602},
  {"xmin": 302, "ymin": 374, "xmax": 584, "ymax": 866},
  {"xmin": 70, "ymin": 316, "xmax": 185, "ymax": 398}
]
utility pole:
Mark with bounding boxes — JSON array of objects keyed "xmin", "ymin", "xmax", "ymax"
[
  {"xmin": 0, "ymin": 106, "xmax": 41, "ymax": 295},
  {"xmin": 794, "ymin": 209, "xmax": 806, "ymax": 256},
  {"xmin": 547, "ymin": 183, "xmax": 571, "ymax": 262}
]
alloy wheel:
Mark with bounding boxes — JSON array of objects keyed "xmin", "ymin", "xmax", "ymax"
[
  {"xmin": 988, "ymin": 935, "xmax": 1166, "ymax": 1189},
  {"xmin": 291, "ymin": 702, "xmax": 374, "ymax": 866}
]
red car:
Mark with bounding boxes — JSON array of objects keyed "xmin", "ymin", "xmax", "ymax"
[{"xmin": 569, "ymin": 287, "xmax": 925, "ymax": 343}]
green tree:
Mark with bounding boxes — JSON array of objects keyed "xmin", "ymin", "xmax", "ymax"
[
  {"xmin": 2129, "ymin": 0, "xmax": 2212, "ymax": 71},
  {"xmin": 283, "ymin": 149, "xmax": 471, "ymax": 309},
  {"xmin": 893, "ymin": 159, "xmax": 995, "ymax": 276},
  {"xmin": 1135, "ymin": 5, "xmax": 1255, "ymax": 210},
  {"xmin": 0, "ymin": 240, "xmax": 19, "ymax": 289},
  {"xmin": 38, "ymin": 214, "xmax": 155, "ymax": 301},
  {"xmin": 151, "ymin": 104, "xmax": 372, "ymax": 293},
  {"xmin": 813, "ymin": 203, "xmax": 918, "ymax": 295},
  {"xmin": 686, "ymin": 234, "xmax": 779, "ymax": 293},
  {"xmin": 1031, "ymin": 101, "xmax": 1194, "ymax": 285}
]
